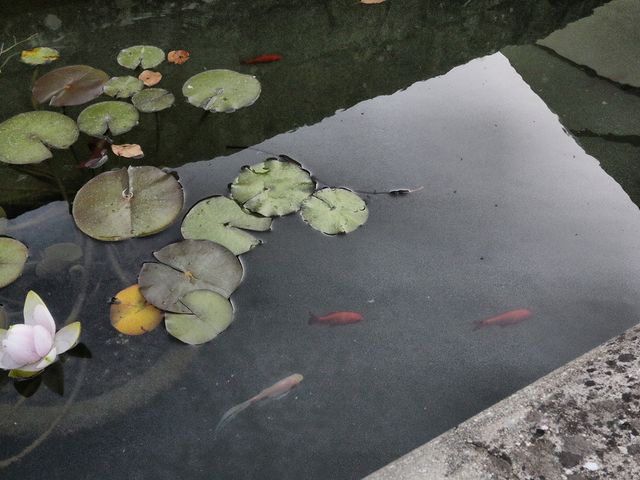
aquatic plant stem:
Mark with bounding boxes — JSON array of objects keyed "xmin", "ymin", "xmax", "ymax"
[
  {"xmin": 155, "ymin": 111, "xmax": 160, "ymax": 153},
  {"xmin": 0, "ymin": 33, "xmax": 38, "ymax": 75},
  {"xmin": 46, "ymin": 157, "xmax": 70, "ymax": 208}
]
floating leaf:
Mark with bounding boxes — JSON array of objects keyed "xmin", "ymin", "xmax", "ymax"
[
  {"xmin": 20, "ymin": 47, "xmax": 60, "ymax": 65},
  {"xmin": 165, "ymin": 290, "xmax": 233, "ymax": 345},
  {"xmin": 138, "ymin": 70, "xmax": 162, "ymax": 87},
  {"xmin": 300, "ymin": 188, "xmax": 369, "ymax": 234},
  {"xmin": 132, "ymin": 88, "xmax": 175, "ymax": 113},
  {"xmin": 0, "ymin": 207, "xmax": 7, "ymax": 235},
  {"xmin": 117, "ymin": 45, "xmax": 165, "ymax": 70},
  {"xmin": 72, "ymin": 166, "xmax": 184, "ymax": 241},
  {"xmin": 138, "ymin": 240, "xmax": 243, "ymax": 313},
  {"xmin": 230, "ymin": 158, "xmax": 315, "ymax": 217},
  {"xmin": 0, "ymin": 111, "xmax": 79, "ymax": 165},
  {"xmin": 103, "ymin": 76, "xmax": 144, "ymax": 98},
  {"xmin": 0, "ymin": 238, "xmax": 28, "ymax": 288},
  {"xmin": 32, "ymin": 65, "xmax": 109, "ymax": 107},
  {"xmin": 182, "ymin": 69, "xmax": 261, "ymax": 112},
  {"xmin": 35, "ymin": 242, "xmax": 83, "ymax": 278},
  {"xmin": 181, "ymin": 196, "xmax": 272, "ymax": 255},
  {"xmin": 110, "ymin": 284, "xmax": 163, "ymax": 336},
  {"xmin": 111, "ymin": 143, "xmax": 144, "ymax": 159},
  {"xmin": 168, "ymin": 50, "xmax": 190, "ymax": 65},
  {"xmin": 77, "ymin": 101, "xmax": 139, "ymax": 136}
]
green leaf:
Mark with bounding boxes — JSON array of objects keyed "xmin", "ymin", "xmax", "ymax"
[
  {"xmin": 138, "ymin": 239, "xmax": 243, "ymax": 313},
  {"xmin": 103, "ymin": 76, "xmax": 144, "ymax": 98},
  {"xmin": 165, "ymin": 289, "xmax": 233, "ymax": 345},
  {"xmin": 0, "ymin": 237, "xmax": 28, "ymax": 288},
  {"xmin": 230, "ymin": 158, "xmax": 315, "ymax": 217},
  {"xmin": 35, "ymin": 242, "xmax": 83, "ymax": 278},
  {"xmin": 77, "ymin": 101, "xmax": 139, "ymax": 136},
  {"xmin": 181, "ymin": 196, "xmax": 272, "ymax": 255},
  {"xmin": 182, "ymin": 69, "xmax": 261, "ymax": 112},
  {"xmin": 117, "ymin": 45, "xmax": 165, "ymax": 70},
  {"xmin": 32, "ymin": 65, "xmax": 109, "ymax": 107},
  {"xmin": 300, "ymin": 188, "xmax": 369, "ymax": 234},
  {"xmin": 0, "ymin": 111, "xmax": 79, "ymax": 165},
  {"xmin": 20, "ymin": 47, "xmax": 60, "ymax": 66},
  {"xmin": 132, "ymin": 88, "xmax": 175, "ymax": 113},
  {"xmin": 72, "ymin": 166, "xmax": 184, "ymax": 241}
]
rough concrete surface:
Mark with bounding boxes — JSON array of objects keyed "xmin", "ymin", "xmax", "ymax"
[{"xmin": 366, "ymin": 324, "xmax": 640, "ymax": 480}]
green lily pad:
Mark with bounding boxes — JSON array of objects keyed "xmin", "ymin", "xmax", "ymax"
[
  {"xmin": 165, "ymin": 289, "xmax": 234, "ymax": 345},
  {"xmin": 230, "ymin": 158, "xmax": 315, "ymax": 217},
  {"xmin": 0, "ymin": 237, "xmax": 28, "ymax": 288},
  {"xmin": 181, "ymin": 196, "xmax": 272, "ymax": 255},
  {"xmin": 182, "ymin": 69, "xmax": 261, "ymax": 112},
  {"xmin": 138, "ymin": 239, "xmax": 243, "ymax": 313},
  {"xmin": 72, "ymin": 166, "xmax": 184, "ymax": 241},
  {"xmin": 0, "ymin": 207, "xmax": 7, "ymax": 235},
  {"xmin": 35, "ymin": 242, "xmax": 83, "ymax": 278},
  {"xmin": 20, "ymin": 47, "xmax": 60, "ymax": 66},
  {"xmin": 300, "ymin": 188, "xmax": 369, "ymax": 235},
  {"xmin": 77, "ymin": 101, "xmax": 139, "ymax": 136},
  {"xmin": 0, "ymin": 111, "xmax": 79, "ymax": 165},
  {"xmin": 132, "ymin": 88, "xmax": 175, "ymax": 113},
  {"xmin": 103, "ymin": 76, "xmax": 144, "ymax": 98},
  {"xmin": 32, "ymin": 65, "xmax": 109, "ymax": 107},
  {"xmin": 117, "ymin": 45, "xmax": 165, "ymax": 70}
]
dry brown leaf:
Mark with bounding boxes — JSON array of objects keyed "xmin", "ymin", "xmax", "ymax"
[
  {"xmin": 138, "ymin": 70, "xmax": 162, "ymax": 87},
  {"xmin": 361, "ymin": 0, "xmax": 385, "ymax": 3},
  {"xmin": 168, "ymin": 50, "xmax": 190, "ymax": 65},
  {"xmin": 111, "ymin": 143, "xmax": 144, "ymax": 159}
]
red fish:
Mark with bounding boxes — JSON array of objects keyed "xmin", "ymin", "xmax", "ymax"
[
  {"xmin": 473, "ymin": 309, "xmax": 532, "ymax": 330},
  {"xmin": 309, "ymin": 311, "xmax": 364, "ymax": 326},
  {"xmin": 240, "ymin": 53, "xmax": 282, "ymax": 65}
]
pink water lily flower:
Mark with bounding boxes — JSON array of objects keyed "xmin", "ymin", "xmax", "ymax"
[{"xmin": 0, "ymin": 291, "xmax": 81, "ymax": 378}]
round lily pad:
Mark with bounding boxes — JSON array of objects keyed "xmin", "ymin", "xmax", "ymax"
[
  {"xmin": 32, "ymin": 65, "xmax": 109, "ymax": 107},
  {"xmin": 103, "ymin": 76, "xmax": 144, "ymax": 98},
  {"xmin": 0, "ymin": 111, "xmax": 79, "ymax": 165},
  {"xmin": 0, "ymin": 237, "xmax": 28, "ymax": 288},
  {"xmin": 117, "ymin": 45, "xmax": 165, "ymax": 69},
  {"xmin": 72, "ymin": 166, "xmax": 184, "ymax": 241},
  {"xmin": 132, "ymin": 88, "xmax": 175, "ymax": 113},
  {"xmin": 77, "ymin": 101, "xmax": 139, "ymax": 136},
  {"xmin": 182, "ymin": 69, "xmax": 261, "ymax": 112},
  {"xmin": 20, "ymin": 47, "xmax": 60, "ymax": 65},
  {"xmin": 300, "ymin": 188, "xmax": 369, "ymax": 234},
  {"xmin": 181, "ymin": 196, "xmax": 272, "ymax": 255},
  {"xmin": 165, "ymin": 289, "xmax": 234, "ymax": 345},
  {"xmin": 35, "ymin": 242, "xmax": 83, "ymax": 278},
  {"xmin": 230, "ymin": 158, "xmax": 315, "ymax": 217},
  {"xmin": 138, "ymin": 240, "xmax": 243, "ymax": 314},
  {"xmin": 111, "ymin": 284, "xmax": 163, "ymax": 336}
]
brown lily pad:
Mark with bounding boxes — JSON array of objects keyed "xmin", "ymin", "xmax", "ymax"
[{"xmin": 32, "ymin": 65, "xmax": 109, "ymax": 107}]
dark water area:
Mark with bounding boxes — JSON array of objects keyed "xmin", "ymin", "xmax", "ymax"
[{"xmin": 2, "ymin": 1, "xmax": 639, "ymax": 479}]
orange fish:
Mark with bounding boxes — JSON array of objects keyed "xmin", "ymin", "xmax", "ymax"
[
  {"xmin": 309, "ymin": 311, "xmax": 364, "ymax": 326},
  {"xmin": 473, "ymin": 309, "xmax": 532, "ymax": 330},
  {"xmin": 240, "ymin": 53, "xmax": 282, "ymax": 65}
]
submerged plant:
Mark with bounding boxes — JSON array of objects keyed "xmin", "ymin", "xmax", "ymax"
[{"xmin": 0, "ymin": 291, "xmax": 81, "ymax": 378}]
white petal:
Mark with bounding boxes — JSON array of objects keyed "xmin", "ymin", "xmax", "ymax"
[
  {"xmin": 33, "ymin": 324, "xmax": 54, "ymax": 357},
  {"xmin": 19, "ymin": 347, "xmax": 57, "ymax": 372},
  {"xmin": 3, "ymin": 324, "xmax": 40, "ymax": 365},
  {"xmin": 0, "ymin": 351, "xmax": 24, "ymax": 370},
  {"xmin": 23, "ymin": 291, "xmax": 56, "ymax": 337},
  {"xmin": 54, "ymin": 322, "xmax": 81, "ymax": 354}
]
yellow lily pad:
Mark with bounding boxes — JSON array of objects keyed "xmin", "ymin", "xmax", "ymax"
[
  {"xmin": 110, "ymin": 284, "xmax": 163, "ymax": 336},
  {"xmin": 20, "ymin": 47, "xmax": 60, "ymax": 65}
]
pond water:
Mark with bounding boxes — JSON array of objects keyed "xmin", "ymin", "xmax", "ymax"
[{"xmin": 1, "ymin": 1, "xmax": 639, "ymax": 479}]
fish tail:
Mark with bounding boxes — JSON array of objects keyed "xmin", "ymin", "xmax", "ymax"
[
  {"xmin": 308, "ymin": 312, "xmax": 320, "ymax": 325},
  {"xmin": 472, "ymin": 320, "xmax": 485, "ymax": 331},
  {"xmin": 214, "ymin": 400, "xmax": 252, "ymax": 438}
]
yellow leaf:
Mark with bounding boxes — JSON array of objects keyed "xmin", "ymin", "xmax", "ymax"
[
  {"xmin": 110, "ymin": 284, "xmax": 163, "ymax": 336},
  {"xmin": 138, "ymin": 70, "xmax": 162, "ymax": 87},
  {"xmin": 20, "ymin": 47, "xmax": 60, "ymax": 65},
  {"xmin": 111, "ymin": 143, "xmax": 144, "ymax": 159}
]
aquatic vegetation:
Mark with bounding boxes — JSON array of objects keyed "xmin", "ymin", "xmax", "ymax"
[
  {"xmin": 0, "ymin": 237, "xmax": 28, "ymax": 288},
  {"xmin": 111, "ymin": 143, "xmax": 144, "ymax": 159},
  {"xmin": 32, "ymin": 65, "xmax": 109, "ymax": 106},
  {"xmin": 0, "ymin": 207, "xmax": 7, "ymax": 235},
  {"xmin": 20, "ymin": 47, "xmax": 59, "ymax": 65},
  {"xmin": 72, "ymin": 166, "xmax": 184, "ymax": 241},
  {"xmin": 300, "ymin": 188, "xmax": 369, "ymax": 234},
  {"xmin": 138, "ymin": 70, "xmax": 162, "ymax": 87},
  {"xmin": 138, "ymin": 239, "xmax": 243, "ymax": 313},
  {"xmin": 308, "ymin": 311, "xmax": 364, "ymax": 326},
  {"xmin": 164, "ymin": 289, "xmax": 233, "ymax": 345},
  {"xmin": 182, "ymin": 69, "xmax": 261, "ymax": 112},
  {"xmin": 103, "ymin": 76, "xmax": 144, "ymax": 98},
  {"xmin": 240, "ymin": 53, "xmax": 282, "ymax": 65},
  {"xmin": 230, "ymin": 158, "xmax": 315, "ymax": 217},
  {"xmin": 132, "ymin": 88, "xmax": 175, "ymax": 113},
  {"xmin": 117, "ymin": 45, "xmax": 165, "ymax": 70},
  {"xmin": 0, "ymin": 111, "xmax": 78, "ymax": 164},
  {"xmin": 181, "ymin": 196, "xmax": 272, "ymax": 255},
  {"xmin": 0, "ymin": 33, "xmax": 38, "ymax": 74},
  {"xmin": 167, "ymin": 50, "xmax": 190, "ymax": 65},
  {"xmin": 110, "ymin": 284, "xmax": 163, "ymax": 336},
  {"xmin": 35, "ymin": 242, "xmax": 83, "ymax": 278},
  {"xmin": 77, "ymin": 101, "xmax": 139, "ymax": 136},
  {"xmin": 0, "ymin": 291, "xmax": 81, "ymax": 378}
]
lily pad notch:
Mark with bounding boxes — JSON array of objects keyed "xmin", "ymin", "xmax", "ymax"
[{"xmin": 182, "ymin": 69, "xmax": 261, "ymax": 113}]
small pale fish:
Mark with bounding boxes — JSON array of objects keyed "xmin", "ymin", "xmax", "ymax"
[
  {"xmin": 473, "ymin": 308, "xmax": 532, "ymax": 330},
  {"xmin": 309, "ymin": 311, "xmax": 364, "ymax": 326},
  {"xmin": 214, "ymin": 373, "xmax": 303, "ymax": 436}
]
